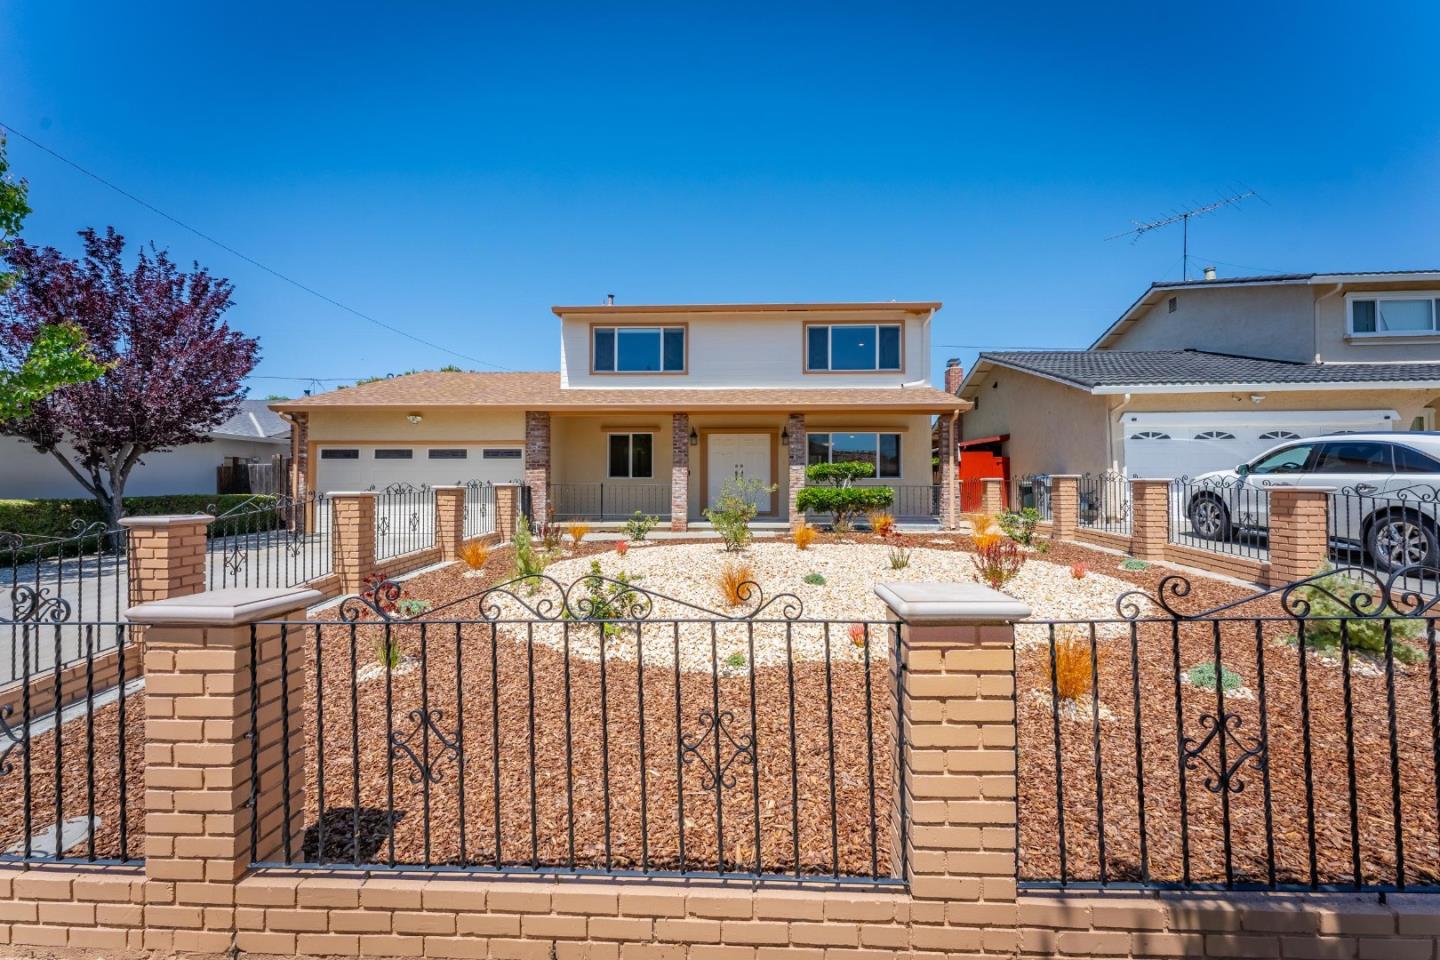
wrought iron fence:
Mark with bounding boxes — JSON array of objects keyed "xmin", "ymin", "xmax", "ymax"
[
  {"xmin": 1013, "ymin": 474, "xmax": 1052, "ymax": 521},
  {"xmin": 1018, "ymin": 565, "xmax": 1440, "ymax": 892},
  {"xmin": 372, "ymin": 483, "xmax": 437, "ymax": 561},
  {"xmin": 249, "ymin": 574, "xmax": 901, "ymax": 884},
  {"xmin": 884, "ymin": 485, "xmax": 940, "ymax": 519},
  {"xmin": 1077, "ymin": 472, "xmax": 1131, "ymax": 534},
  {"xmin": 1328, "ymin": 483, "xmax": 1440, "ymax": 578},
  {"xmin": 548, "ymin": 483, "xmax": 671, "ymax": 522},
  {"xmin": 1168, "ymin": 476, "xmax": 1270, "ymax": 561},
  {"xmin": 460, "ymin": 481, "xmax": 496, "ymax": 540},
  {"xmin": 205, "ymin": 493, "xmax": 333, "ymax": 589},
  {"xmin": 0, "ymin": 593, "xmax": 140, "ymax": 865}
]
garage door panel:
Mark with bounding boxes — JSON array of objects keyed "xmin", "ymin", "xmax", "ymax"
[
  {"xmin": 314, "ymin": 445, "xmax": 525, "ymax": 492},
  {"xmin": 1123, "ymin": 410, "xmax": 1399, "ymax": 479}
]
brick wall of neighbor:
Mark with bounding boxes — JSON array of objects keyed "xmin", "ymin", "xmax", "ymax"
[
  {"xmin": 524, "ymin": 411, "xmax": 550, "ymax": 526},
  {"xmin": 786, "ymin": 412, "xmax": 806, "ymax": 531},
  {"xmin": 671, "ymin": 412, "xmax": 690, "ymax": 531}
]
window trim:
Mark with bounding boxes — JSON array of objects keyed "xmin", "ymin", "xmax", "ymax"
[
  {"xmin": 590, "ymin": 322, "xmax": 688, "ymax": 375},
  {"xmin": 1346, "ymin": 291, "xmax": 1440, "ymax": 338},
  {"xmin": 427, "ymin": 448, "xmax": 468, "ymax": 460},
  {"xmin": 802, "ymin": 321, "xmax": 904, "ymax": 374},
  {"xmin": 607, "ymin": 431, "xmax": 655, "ymax": 479},
  {"xmin": 320, "ymin": 448, "xmax": 360, "ymax": 460},
  {"xmin": 373, "ymin": 448, "xmax": 413, "ymax": 460},
  {"xmin": 806, "ymin": 431, "xmax": 904, "ymax": 479},
  {"xmin": 481, "ymin": 448, "xmax": 523, "ymax": 460}
]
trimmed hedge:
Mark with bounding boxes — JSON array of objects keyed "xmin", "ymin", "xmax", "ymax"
[{"xmin": 0, "ymin": 494, "xmax": 280, "ymax": 543}]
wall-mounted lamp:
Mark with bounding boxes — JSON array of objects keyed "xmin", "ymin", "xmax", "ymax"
[
  {"xmin": 781, "ymin": 425, "xmax": 790, "ymax": 443},
  {"xmin": 689, "ymin": 428, "xmax": 698, "ymax": 446},
  {"xmin": 407, "ymin": 413, "xmax": 424, "ymax": 424}
]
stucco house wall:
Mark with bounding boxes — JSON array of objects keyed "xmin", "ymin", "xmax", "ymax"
[
  {"xmin": 1103, "ymin": 284, "xmax": 1316, "ymax": 361},
  {"xmin": 959, "ymin": 366, "xmax": 1113, "ymax": 477}
]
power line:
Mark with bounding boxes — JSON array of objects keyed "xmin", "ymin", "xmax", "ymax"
[{"xmin": 0, "ymin": 120, "xmax": 513, "ymax": 372}]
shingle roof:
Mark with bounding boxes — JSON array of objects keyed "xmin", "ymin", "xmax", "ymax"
[
  {"xmin": 272, "ymin": 371, "xmax": 966, "ymax": 412},
  {"xmin": 212, "ymin": 399, "xmax": 291, "ymax": 440},
  {"xmin": 976, "ymin": 349, "xmax": 1440, "ymax": 390}
]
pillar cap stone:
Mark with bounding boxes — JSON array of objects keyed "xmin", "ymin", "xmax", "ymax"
[
  {"xmin": 430, "ymin": 485, "xmax": 466, "ymax": 491},
  {"xmin": 325, "ymin": 490, "xmax": 379, "ymax": 497},
  {"xmin": 127, "ymin": 587, "xmax": 323, "ymax": 626},
  {"xmin": 875, "ymin": 581, "xmax": 1031, "ymax": 624},
  {"xmin": 118, "ymin": 513, "xmax": 213, "ymax": 529}
]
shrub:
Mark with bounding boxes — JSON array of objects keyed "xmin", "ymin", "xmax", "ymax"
[
  {"xmin": 867, "ymin": 511, "xmax": 896, "ymax": 538},
  {"xmin": 848, "ymin": 623, "xmax": 868, "ymax": 647},
  {"xmin": 794, "ymin": 485, "xmax": 894, "ymax": 533},
  {"xmin": 1070, "ymin": 562, "xmax": 1088, "ymax": 580},
  {"xmin": 1051, "ymin": 637, "xmax": 1099, "ymax": 702},
  {"xmin": 566, "ymin": 522, "xmax": 591, "ymax": 547},
  {"xmin": 998, "ymin": 508, "xmax": 1041, "ymax": 546},
  {"xmin": 1121, "ymin": 558, "xmax": 1149, "ymax": 571},
  {"xmin": 512, "ymin": 516, "xmax": 549, "ymax": 581},
  {"xmin": 396, "ymin": 598, "xmax": 431, "ymax": 618},
  {"xmin": 806, "ymin": 461, "xmax": 876, "ymax": 485},
  {"xmin": 615, "ymin": 540, "xmax": 629, "ymax": 556},
  {"xmin": 1291, "ymin": 569, "xmax": 1425, "ymax": 663},
  {"xmin": 716, "ymin": 560, "xmax": 756, "ymax": 607},
  {"xmin": 1033, "ymin": 538, "xmax": 1052, "ymax": 555},
  {"xmin": 793, "ymin": 524, "xmax": 818, "ymax": 550},
  {"xmin": 724, "ymin": 651, "xmax": 747, "ymax": 669},
  {"xmin": 624, "ymin": 511, "xmax": 659, "ymax": 542},
  {"xmin": 802, "ymin": 572, "xmax": 826, "ymax": 585},
  {"xmin": 536, "ymin": 517, "xmax": 564, "ymax": 553},
  {"xmin": 971, "ymin": 538, "xmax": 1025, "ymax": 590},
  {"xmin": 373, "ymin": 633, "xmax": 404, "ymax": 669},
  {"xmin": 972, "ymin": 529, "xmax": 1004, "ymax": 552},
  {"xmin": 1186, "ymin": 661, "xmax": 1242, "ymax": 693},
  {"xmin": 888, "ymin": 542, "xmax": 912, "ymax": 569},
  {"xmin": 704, "ymin": 477, "xmax": 776, "ymax": 552},
  {"xmin": 0, "ymin": 493, "xmax": 281, "ymax": 547},
  {"xmin": 460, "ymin": 541, "xmax": 491, "ymax": 571},
  {"xmin": 566, "ymin": 560, "xmax": 638, "ymax": 635}
]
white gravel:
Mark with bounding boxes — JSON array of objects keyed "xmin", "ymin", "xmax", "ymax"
[{"xmin": 469, "ymin": 541, "xmax": 1150, "ymax": 671}]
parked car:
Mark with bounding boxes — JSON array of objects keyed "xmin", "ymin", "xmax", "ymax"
[{"xmin": 1181, "ymin": 433, "xmax": 1440, "ymax": 572}]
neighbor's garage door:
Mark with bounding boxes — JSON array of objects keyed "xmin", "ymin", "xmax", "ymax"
[
  {"xmin": 1122, "ymin": 409, "xmax": 1399, "ymax": 479},
  {"xmin": 314, "ymin": 444, "xmax": 525, "ymax": 492}
]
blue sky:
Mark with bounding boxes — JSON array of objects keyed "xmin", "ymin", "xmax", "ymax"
[{"xmin": 3, "ymin": 2, "xmax": 1439, "ymax": 396}]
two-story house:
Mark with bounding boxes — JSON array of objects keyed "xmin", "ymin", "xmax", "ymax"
[
  {"xmin": 956, "ymin": 270, "xmax": 1440, "ymax": 482},
  {"xmin": 272, "ymin": 301, "xmax": 969, "ymax": 528}
]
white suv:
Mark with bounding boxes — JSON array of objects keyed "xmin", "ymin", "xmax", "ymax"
[{"xmin": 1182, "ymin": 432, "xmax": 1440, "ymax": 572}]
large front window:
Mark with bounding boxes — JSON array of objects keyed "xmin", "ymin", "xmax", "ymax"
[
  {"xmin": 593, "ymin": 326, "xmax": 686, "ymax": 372},
  {"xmin": 805, "ymin": 323, "xmax": 902, "ymax": 371},
  {"xmin": 608, "ymin": 433, "xmax": 654, "ymax": 478},
  {"xmin": 1349, "ymin": 293, "xmax": 1440, "ymax": 336},
  {"xmin": 807, "ymin": 432, "xmax": 901, "ymax": 478}
]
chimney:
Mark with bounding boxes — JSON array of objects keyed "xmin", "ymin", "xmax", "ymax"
[
  {"xmin": 944, "ymin": 357, "xmax": 964, "ymax": 395},
  {"xmin": 1203, "ymin": 265, "xmax": 1217, "ymax": 281}
]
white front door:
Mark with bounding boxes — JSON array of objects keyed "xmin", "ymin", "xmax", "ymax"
[{"xmin": 707, "ymin": 433, "xmax": 773, "ymax": 513}]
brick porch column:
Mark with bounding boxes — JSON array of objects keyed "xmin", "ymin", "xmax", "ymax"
[
  {"xmin": 120, "ymin": 514, "xmax": 213, "ymax": 607},
  {"xmin": 670, "ymin": 413, "xmax": 690, "ymax": 531},
  {"xmin": 494, "ymin": 483, "xmax": 520, "ymax": 541},
  {"xmin": 1267, "ymin": 486, "xmax": 1332, "ymax": 586},
  {"xmin": 1130, "ymin": 478, "xmax": 1171, "ymax": 561},
  {"xmin": 432, "ymin": 486, "xmax": 466, "ymax": 560},
  {"xmin": 328, "ymin": 492, "xmax": 376, "ymax": 594},
  {"xmin": 785, "ymin": 413, "xmax": 807, "ymax": 531},
  {"xmin": 937, "ymin": 414, "xmax": 958, "ymax": 529},
  {"xmin": 1050, "ymin": 474, "xmax": 1080, "ymax": 539},
  {"xmin": 128, "ymin": 586, "xmax": 320, "ymax": 954},
  {"xmin": 981, "ymin": 477, "xmax": 1005, "ymax": 515},
  {"xmin": 876, "ymin": 581, "xmax": 1029, "ymax": 954},
  {"xmin": 525, "ymin": 411, "xmax": 550, "ymax": 526}
]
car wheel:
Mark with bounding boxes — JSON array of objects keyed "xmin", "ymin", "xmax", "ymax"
[
  {"xmin": 1188, "ymin": 495, "xmax": 1231, "ymax": 541},
  {"xmin": 1366, "ymin": 510, "xmax": 1439, "ymax": 573}
]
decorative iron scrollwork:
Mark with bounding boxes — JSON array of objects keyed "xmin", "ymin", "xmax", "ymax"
[
  {"xmin": 223, "ymin": 543, "xmax": 247, "ymax": 577},
  {"xmin": 1182, "ymin": 712, "xmax": 1265, "ymax": 795},
  {"xmin": 389, "ymin": 708, "xmax": 461, "ymax": 785},
  {"xmin": 10, "ymin": 585, "xmax": 72, "ymax": 623},
  {"xmin": 0, "ymin": 704, "xmax": 26, "ymax": 776},
  {"xmin": 680, "ymin": 709, "xmax": 754, "ymax": 791}
]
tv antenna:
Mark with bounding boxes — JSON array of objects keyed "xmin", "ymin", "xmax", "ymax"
[{"xmin": 1107, "ymin": 190, "xmax": 1259, "ymax": 280}]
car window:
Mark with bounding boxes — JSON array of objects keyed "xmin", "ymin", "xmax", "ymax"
[
  {"xmin": 1392, "ymin": 444, "xmax": 1440, "ymax": 473},
  {"xmin": 1310, "ymin": 441, "xmax": 1394, "ymax": 474},
  {"xmin": 1249, "ymin": 444, "xmax": 1314, "ymax": 475}
]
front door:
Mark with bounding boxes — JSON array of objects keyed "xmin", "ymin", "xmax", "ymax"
[{"xmin": 707, "ymin": 433, "xmax": 773, "ymax": 514}]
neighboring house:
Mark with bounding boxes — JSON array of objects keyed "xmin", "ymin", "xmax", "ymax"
[
  {"xmin": 957, "ymin": 271, "xmax": 1440, "ymax": 480},
  {"xmin": 272, "ymin": 302, "xmax": 968, "ymax": 526},
  {"xmin": 0, "ymin": 399, "xmax": 291, "ymax": 499}
]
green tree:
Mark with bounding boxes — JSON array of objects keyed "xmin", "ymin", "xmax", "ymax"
[{"xmin": 0, "ymin": 133, "xmax": 30, "ymax": 294}]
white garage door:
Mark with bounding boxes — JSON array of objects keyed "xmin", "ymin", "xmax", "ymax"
[
  {"xmin": 314, "ymin": 444, "xmax": 525, "ymax": 492},
  {"xmin": 1122, "ymin": 409, "xmax": 1400, "ymax": 479}
]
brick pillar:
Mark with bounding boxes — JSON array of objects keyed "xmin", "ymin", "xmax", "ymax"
[
  {"xmin": 128, "ymin": 585, "xmax": 320, "ymax": 954},
  {"xmin": 785, "ymin": 413, "xmax": 807, "ymax": 531},
  {"xmin": 525, "ymin": 410, "xmax": 551, "ymax": 526},
  {"xmin": 288, "ymin": 412, "xmax": 309, "ymax": 501},
  {"xmin": 120, "ymin": 514, "xmax": 212, "ymax": 607},
  {"xmin": 938, "ymin": 414, "xmax": 958, "ymax": 529},
  {"xmin": 671, "ymin": 413, "xmax": 690, "ymax": 532},
  {"xmin": 495, "ymin": 483, "xmax": 520, "ymax": 541},
  {"xmin": 1267, "ymin": 486, "xmax": 1331, "ymax": 586},
  {"xmin": 1130, "ymin": 478, "xmax": 1171, "ymax": 561},
  {"xmin": 329, "ymin": 492, "xmax": 376, "ymax": 594},
  {"xmin": 981, "ymin": 477, "xmax": 1005, "ymax": 515},
  {"xmin": 1050, "ymin": 474, "xmax": 1080, "ymax": 539},
  {"xmin": 875, "ymin": 581, "xmax": 1029, "ymax": 954},
  {"xmin": 432, "ymin": 486, "xmax": 466, "ymax": 560}
]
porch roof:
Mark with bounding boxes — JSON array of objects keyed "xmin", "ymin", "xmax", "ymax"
[{"xmin": 272, "ymin": 371, "xmax": 969, "ymax": 414}]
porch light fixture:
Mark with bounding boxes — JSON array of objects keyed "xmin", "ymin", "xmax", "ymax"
[
  {"xmin": 781, "ymin": 425, "xmax": 789, "ymax": 443},
  {"xmin": 689, "ymin": 427, "xmax": 698, "ymax": 446},
  {"xmin": 406, "ymin": 413, "xmax": 424, "ymax": 424}
]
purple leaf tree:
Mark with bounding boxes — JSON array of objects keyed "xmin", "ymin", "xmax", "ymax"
[{"xmin": 0, "ymin": 227, "xmax": 259, "ymax": 528}]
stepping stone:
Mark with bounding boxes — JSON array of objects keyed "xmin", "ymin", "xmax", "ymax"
[{"xmin": 8, "ymin": 815, "xmax": 99, "ymax": 857}]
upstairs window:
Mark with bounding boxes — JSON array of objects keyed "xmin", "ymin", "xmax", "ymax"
[
  {"xmin": 805, "ymin": 323, "xmax": 902, "ymax": 372},
  {"xmin": 1349, "ymin": 293, "xmax": 1440, "ymax": 336},
  {"xmin": 593, "ymin": 326, "xmax": 686, "ymax": 373}
]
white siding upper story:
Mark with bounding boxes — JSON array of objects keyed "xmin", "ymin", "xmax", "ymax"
[{"xmin": 556, "ymin": 304, "xmax": 936, "ymax": 390}]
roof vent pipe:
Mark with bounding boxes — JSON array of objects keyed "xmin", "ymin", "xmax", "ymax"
[
  {"xmin": 1203, "ymin": 265, "xmax": 1217, "ymax": 281},
  {"xmin": 605, "ymin": 293, "xmax": 615, "ymax": 305}
]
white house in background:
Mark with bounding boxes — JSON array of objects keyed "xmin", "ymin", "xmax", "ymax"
[
  {"xmin": 0, "ymin": 399, "xmax": 291, "ymax": 499},
  {"xmin": 957, "ymin": 270, "xmax": 1440, "ymax": 480}
]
